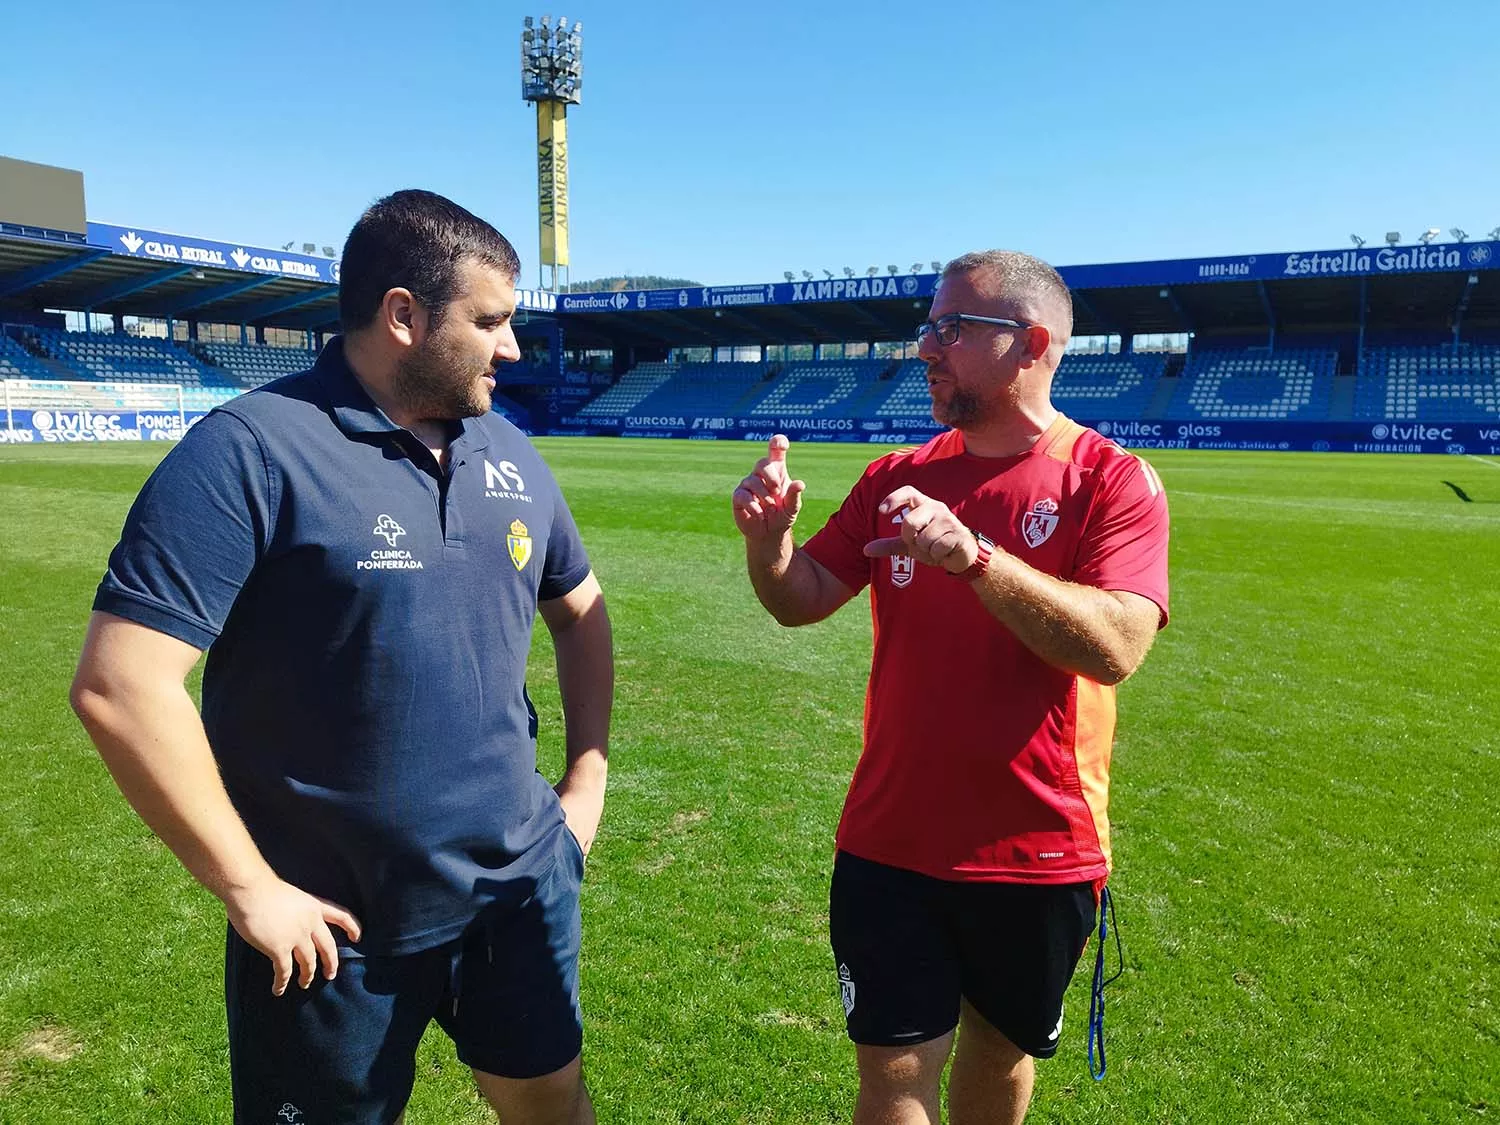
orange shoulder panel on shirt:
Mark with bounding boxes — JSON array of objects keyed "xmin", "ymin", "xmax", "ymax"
[{"xmin": 1040, "ymin": 415, "xmax": 1089, "ymax": 463}]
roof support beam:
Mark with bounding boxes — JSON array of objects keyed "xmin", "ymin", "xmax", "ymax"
[{"xmin": 0, "ymin": 248, "xmax": 111, "ymax": 297}]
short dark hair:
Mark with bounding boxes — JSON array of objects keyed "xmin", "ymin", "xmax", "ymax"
[
  {"xmin": 338, "ymin": 189, "xmax": 522, "ymax": 331},
  {"xmin": 942, "ymin": 250, "xmax": 1074, "ymax": 346}
]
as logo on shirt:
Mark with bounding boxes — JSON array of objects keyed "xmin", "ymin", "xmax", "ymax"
[
  {"xmin": 484, "ymin": 459, "xmax": 532, "ymax": 503},
  {"xmin": 1021, "ymin": 498, "xmax": 1060, "ymax": 549},
  {"xmin": 507, "ymin": 518, "xmax": 533, "ymax": 571}
]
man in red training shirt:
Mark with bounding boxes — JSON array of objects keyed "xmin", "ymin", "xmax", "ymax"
[{"xmin": 732, "ymin": 250, "xmax": 1169, "ymax": 1125}]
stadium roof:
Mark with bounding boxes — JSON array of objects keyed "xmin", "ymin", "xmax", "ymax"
[{"xmin": 2, "ymin": 218, "xmax": 1497, "ymax": 345}]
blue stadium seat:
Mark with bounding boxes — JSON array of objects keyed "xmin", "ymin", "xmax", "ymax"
[
  {"xmin": 29, "ymin": 329, "xmax": 228, "ymax": 389},
  {"xmin": 197, "ymin": 340, "xmax": 317, "ymax": 388},
  {"xmin": 1051, "ymin": 352, "xmax": 1166, "ymax": 418},
  {"xmin": 1354, "ymin": 346, "xmax": 1500, "ymax": 421},
  {"xmin": 1167, "ymin": 348, "xmax": 1337, "ymax": 421},
  {"xmin": 744, "ymin": 360, "xmax": 886, "ymax": 419},
  {"xmin": 0, "ymin": 334, "xmax": 55, "ymax": 381}
]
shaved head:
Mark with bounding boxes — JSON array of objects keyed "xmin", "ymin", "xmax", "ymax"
[{"xmin": 941, "ymin": 250, "xmax": 1073, "ymax": 349}]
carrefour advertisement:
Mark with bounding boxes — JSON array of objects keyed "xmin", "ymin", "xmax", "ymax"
[{"xmin": 0, "ymin": 408, "xmax": 209, "ymax": 444}]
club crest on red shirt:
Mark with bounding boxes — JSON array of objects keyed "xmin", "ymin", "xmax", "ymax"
[{"xmin": 1021, "ymin": 498, "xmax": 1060, "ymax": 548}]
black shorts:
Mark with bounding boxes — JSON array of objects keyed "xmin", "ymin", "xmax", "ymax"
[
  {"xmin": 828, "ymin": 850, "xmax": 1096, "ymax": 1059},
  {"xmin": 226, "ymin": 825, "xmax": 586, "ymax": 1124}
]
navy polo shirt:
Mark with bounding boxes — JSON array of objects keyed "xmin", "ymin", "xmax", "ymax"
[{"xmin": 94, "ymin": 338, "xmax": 592, "ymax": 955}]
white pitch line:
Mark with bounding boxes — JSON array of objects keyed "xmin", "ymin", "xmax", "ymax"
[{"xmin": 1465, "ymin": 454, "xmax": 1500, "ymax": 471}]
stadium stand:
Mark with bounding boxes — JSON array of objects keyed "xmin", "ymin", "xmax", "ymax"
[
  {"xmin": 1050, "ymin": 352, "xmax": 1167, "ymax": 419},
  {"xmin": 0, "ymin": 333, "xmax": 55, "ymax": 381},
  {"xmin": 870, "ymin": 359, "xmax": 934, "ymax": 418},
  {"xmin": 1354, "ymin": 345, "xmax": 1500, "ymax": 421},
  {"xmin": 194, "ymin": 341, "xmax": 316, "ymax": 388},
  {"xmin": 1166, "ymin": 348, "xmax": 1337, "ymax": 421},
  {"xmin": 631, "ymin": 361, "xmax": 773, "ymax": 417},
  {"xmin": 744, "ymin": 359, "xmax": 886, "ymax": 419},
  {"xmin": 574, "ymin": 361, "xmax": 678, "ymax": 417},
  {"xmin": 26, "ymin": 329, "xmax": 234, "ymax": 388}
]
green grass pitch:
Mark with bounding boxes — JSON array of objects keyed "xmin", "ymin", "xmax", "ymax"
[{"xmin": 0, "ymin": 439, "xmax": 1497, "ymax": 1122}]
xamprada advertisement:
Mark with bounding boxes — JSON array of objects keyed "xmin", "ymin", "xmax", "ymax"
[
  {"xmin": 0, "ymin": 408, "xmax": 209, "ymax": 444},
  {"xmin": 528, "ymin": 415, "xmax": 1500, "ymax": 455},
  {"xmin": 556, "ymin": 241, "xmax": 1500, "ymax": 315}
]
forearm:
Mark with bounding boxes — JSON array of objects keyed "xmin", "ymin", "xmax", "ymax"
[
  {"xmin": 551, "ymin": 600, "xmax": 613, "ymax": 790},
  {"xmin": 971, "ymin": 553, "xmax": 1148, "ymax": 685},
  {"xmin": 70, "ymin": 678, "xmax": 275, "ymax": 902},
  {"xmin": 745, "ymin": 534, "xmax": 835, "ymax": 626}
]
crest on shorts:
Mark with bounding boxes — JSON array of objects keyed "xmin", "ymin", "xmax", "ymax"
[
  {"xmin": 507, "ymin": 518, "xmax": 533, "ymax": 571},
  {"xmin": 838, "ymin": 962, "xmax": 856, "ymax": 1016},
  {"xmin": 1020, "ymin": 497, "xmax": 1060, "ymax": 549}
]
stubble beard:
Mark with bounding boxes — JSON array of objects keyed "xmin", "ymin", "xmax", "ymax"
[{"xmin": 393, "ymin": 332, "xmax": 492, "ymax": 421}]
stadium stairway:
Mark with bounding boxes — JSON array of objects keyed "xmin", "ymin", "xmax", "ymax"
[{"xmin": 1327, "ymin": 374, "xmax": 1357, "ymax": 421}]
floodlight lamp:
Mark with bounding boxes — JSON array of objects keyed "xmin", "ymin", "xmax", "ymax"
[
  {"xmin": 843, "ymin": 267, "xmax": 854, "ymax": 278},
  {"xmin": 931, "ymin": 260, "xmax": 943, "ymax": 273},
  {"xmin": 1349, "ymin": 234, "xmax": 1365, "ymax": 248},
  {"xmin": 823, "ymin": 269, "xmax": 833, "ymax": 279},
  {"xmin": 281, "ymin": 241, "xmax": 295, "ymax": 250},
  {"xmin": 1489, "ymin": 227, "xmax": 1500, "ymax": 240},
  {"xmin": 887, "ymin": 265, "xmax": 898, "ymax": 275},
  {"xmin": 911, "ymin": 263, "xmax": 922, "ymax": 274},
  {"xmin": 802, "ymin": 271, "xmax": 813, "ymax": 281},
  {"xmin": 1385, "ymin": 231, "xmax": 1401, "ymax": 246},
  {"xmin": 1451, "ymin": 228, "xmax": 1467, "ymax": 242},
  {"xmin": 302, "ymin": 242, "xmax": 316, "ymax": 254},
  {"xmin": 1418, "ymin": 228, "xmax": 1439, "ymax": 244},
  {"xmin": 866, "ymin": 266, "xmax": 879, "ymax": 277},
  {"xmin": 322, "ymin": 246, "xmax": 335, "ymax": 257}
]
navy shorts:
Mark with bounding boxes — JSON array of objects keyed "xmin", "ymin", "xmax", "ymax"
[
  {"xmin": 828, "ymin": 850, "xmax": 1096, "ymax": 1059},
  {"xmin": 225, "ymin": 824, "xmax": 585, "ymax": 1124}
]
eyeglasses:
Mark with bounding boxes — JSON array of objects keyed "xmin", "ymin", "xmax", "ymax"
[{"xmin": 915, "ymin": 312, "xmax": 1032, "ymax": 348}]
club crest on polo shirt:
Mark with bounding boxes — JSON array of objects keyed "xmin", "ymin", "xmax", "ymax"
[
  {"xmin": 507, "ymin": 518, "xmax": 533, "ymax": 571},
  {"xmin": 1021, "ymin": 498, "xmax": 1060, "ymax": 548}
]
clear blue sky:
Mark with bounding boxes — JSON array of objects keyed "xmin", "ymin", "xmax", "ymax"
[{"xmin": 4, "ymin": 0, "xmax": 1497, "ymax": 287}]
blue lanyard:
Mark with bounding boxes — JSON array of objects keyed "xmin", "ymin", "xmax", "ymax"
[{"xmin": 1087, "ymin": 884, "xmax": 1123, "ymax": 1081}]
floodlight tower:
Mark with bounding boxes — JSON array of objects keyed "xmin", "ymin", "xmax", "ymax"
[{"xmin": 521, "ymin": 15, "xmax": 583, "ymax": 293}]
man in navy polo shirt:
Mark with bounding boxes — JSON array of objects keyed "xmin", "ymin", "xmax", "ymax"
[{"xmin": 70, "ymin": 190, "xmax": 613, "ymax": 1124}]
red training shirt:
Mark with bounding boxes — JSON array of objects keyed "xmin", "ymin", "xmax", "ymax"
[{"xmin": 801, "ymin": 415, "xmax": 1169, "ymax": 885}]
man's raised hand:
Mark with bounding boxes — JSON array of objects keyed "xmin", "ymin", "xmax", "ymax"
[{"xmin": 733, "ymin": 434, "xmax": 806, "ymax": 539}]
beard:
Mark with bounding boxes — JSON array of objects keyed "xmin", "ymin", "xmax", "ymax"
[
  {"xmin": 931, "ymin": 386, "xmax": 988, "ymax": 429},
  {"xmin": 392, "ymin": 330, "xmax": 493, "ymax": 421}
]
